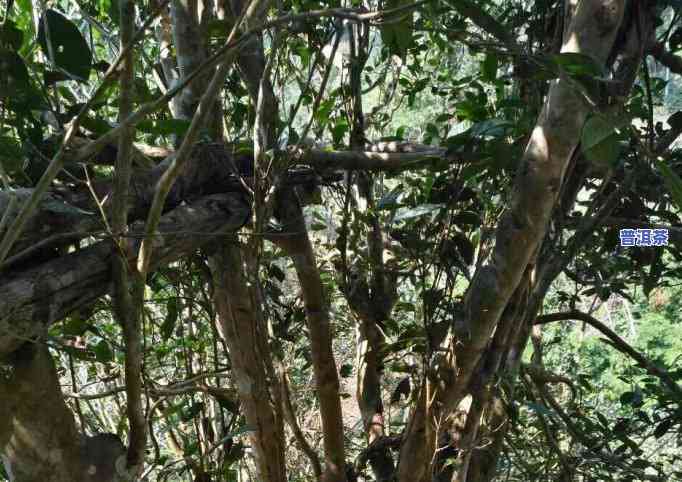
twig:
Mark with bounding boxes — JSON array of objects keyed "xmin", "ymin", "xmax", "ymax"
[
  {"xmin": 112, "ymin": 0, "xmax": 147, "ymax": 476},
  {"xmin": 535, "ymin": 310, "xmax": 681, "ymax": 396}
]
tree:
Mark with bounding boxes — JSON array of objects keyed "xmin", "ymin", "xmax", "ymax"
[{"xmin": 1, "ymin": 0, "xmax": 682, "ymax": 481}]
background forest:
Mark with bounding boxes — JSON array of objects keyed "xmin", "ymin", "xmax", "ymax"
[{"xmin": 1, "ymin": 0, "xmax": 682, "ymax": 481}]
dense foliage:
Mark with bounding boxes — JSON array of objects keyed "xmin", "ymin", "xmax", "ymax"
[{"xmin": 1, "ymin": 0, "xmax": 682, "ymax": 481}]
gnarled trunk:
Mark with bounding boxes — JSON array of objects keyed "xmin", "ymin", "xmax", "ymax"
[
  {"xmin": 1, "ymin": 345, "xmax": 125, "ymax": 482},
  {"xmin": 398, "ymin": 1, "xmax": 628, "ymax": 479}
]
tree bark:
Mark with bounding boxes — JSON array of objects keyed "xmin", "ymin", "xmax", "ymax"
[
  {"xmin": 448, "ymin": 0, "xmax": 626, "ymax": 409},
  {"xmin": 274, "ymin": 195, "xmax": 348, "ymax": 482},
  {"xmin": 209, "ymin": 240, "xmax": 287, "ymax": 482},
  {"xmin": 222, "ymin": 0, "xmax": 348, "ymax": 476},
  {"xmin": 0, "ymin": 143, "xmax": 249, "ymax": 263},
  {"xmin": 0, "ymin": 193, "xmax": 249, "ymax": 358},
  {"xmin": 398, "ymin": 0, "xmax": 627, "ymax": 479},
  {"xmin": 1, "ymin": 344, "xmax": 125, "ymax": 482}
]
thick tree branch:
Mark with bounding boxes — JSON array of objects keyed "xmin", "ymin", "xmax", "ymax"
[
  {"xmin": 0, "ymin": 2, "xmax": 168, "ymax": 265},
  {"xmin": 209, "ymin": 240, "xmax": 287, "ymax": 482},
  {"xmin": 446, "ymin": 0, "xmax": 627, "ymax": 411},
  {"xmin": 0, "ymin": 193, "xmax": 249, "ymax": 358},
  {"xmin": 136, "ymin": 0, "xmax": 259, "ymax": 277},
  {"xmin": 1, "ymin": 344, "xmax": 126, "ymax": 482},
  {"xmin": 273, "ymin": 198, "xmax": 348, "ymax": 481},
  {"xmin": 296, "ymin": 146, "xmax": 449, "ymax": 171}
]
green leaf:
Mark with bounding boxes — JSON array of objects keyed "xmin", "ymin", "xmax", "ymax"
[
  {"xmin": 596, "ymin": 411, "xmax": 609, "ymax": 428},
  {"xmin": 452, "ymin": 211, "xmax": 480, "ymax": 228},
  {"xmin": 0, "ymin": 136, "xmax": 24, "ymax": 174},
  {"xmin": 656, "ymin": 159, "xmax": 682, "ymax": 211},
  {"xmin": 524, "ymin": 401, "xmax": 552, "ymax": 417},
  {"xmin": 43, "ymin": 200, "xmax": 94, "ymax": 216},
  {"xmin": 452, "ymin": 232, "xmax": 475, "ymax": 265},
  {"xmin": 581, "ymin": 114, "xmax": 621, "ymax": 166},
  {"xmin": 394, "ymin": 203, "xmax": 444, "ymax": 222},
  {"xmin": 0, "ymin": 49, "xmax": 30, "ymax": 99},
  {"xmin": 269, "ymin": 264, "xmax": 286, "ymax": 283},
  {"xmin": 380, "ymin": 0, "xmax": 414, "ymax": 59},
  {"xmin": 340, "ymin": 363, "xmax": 353, "ymax": 378},
  {"xmin": 92, "ymin": 340, "xmax": 114, "ymax": 363},
  {"xmin": 295, "ymin": 42, "xmax": 311, "ymax": 68},
  {"xmin": 81, "ymin": 116, "xmax": 113, "ymax": 136},
  {"xmin": 582, "ymin": 115, "xmax": 614, "ymax": 151},
  {"xmin": 63, "ymin": 316, "xmax": 89, "ymax": 336},
  {"xmin": 160, "ymin": 298, "xmax": 179, "ymax": 341},
  {"xmin": 667, "ymin": 111, "xmax": 682, "ymax": 129},
  {"xmin": 0, "ymin": 20, "xmax": 24, "ymax": 50},
  {"xmin": 450, "ymin": 0, "xmax": 511, "ymax": 45},
  {"xmin": 551, "ymin": 53, "xmax": 604, "ymax": 77},
  {"xmin": 425, "ymin": 122, "xmax": 439, "ymax": 140},
  {"xmin": 216, "ymin": 396, "xmax": 239, "ymax": 413},
  {"xmin": 314, "ymin": 99, "xmax": 334, "ymax": 125},
  {"xmin": 38, "ymin": 10, "xmax": 92, "ymax": 82},
  {"xmin": 205, "ymin": 18, "xmax": 233, "ymax": 40},
  {"xmin": 330, "ymin": 118, "xmax": 349, "ymax": 146},
  {"xmin": 481, "ymin": 53, "xmax": 498, "ymax": 82},
  {"xmin": 43, "ymin": 70, "xmax": 71, "ymax": 86},
  {"xmin": 620, "ymin": 390, "xmax": 643, "ymax": 407},
  {"xmin": 377, "ymin": 185, "xmax": 404, "ymax": 210},
  {"xmin": 181, "ymin": 402, "xmax": 205, "ymax": 422},
  {"xmin": 653, "ymin": 418, "xmax": 674, "ymax": 439},
  {"xmin": 470, "ymin": 119, "xmax": 512, "ymax": 139},
  {"xmin": 98, "ymin": 0, "xmax": 121, "ymax": 24}
]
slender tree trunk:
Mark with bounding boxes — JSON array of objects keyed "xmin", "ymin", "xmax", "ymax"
[
  {"xmin": 222, "ymin": 0, "xmax": 348, "ymax": 476},
  {"xmin": 209, "ymin": 239, "xmax": 287, "ymax": 482},
  {"xmin": 345, "ymin": 20, "xmax": 395, "ymax": 480},
  {"xmin": 275, "ymin": 195, "xmax": 348, "ymax": 482},
  {"xmin": 112, "ymin": 1, "xmax": 147, "ymax": 476}
]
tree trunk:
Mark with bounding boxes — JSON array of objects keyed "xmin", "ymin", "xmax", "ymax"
[
  {"xmin": 398, "ymin": 0, "xmax": 627, "ymax": 479},
  {"xmin": 209, "ymin": 239, "xmax": 287, "ymax": 482},
  {"xmin": 222, "ymin": 0, "xmax": 348, "ymax": 475},
  {"xmin": 275, "ymin": 195, "xmax": 348, "ymax": 482},
  {"xmin": 1, "ymin": 344, "xmax": 125, "ymax": 482}
]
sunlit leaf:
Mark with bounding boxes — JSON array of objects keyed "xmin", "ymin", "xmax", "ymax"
[
  {"xmin": 394, "ymin": 203, "xmax": 444, "ymax": 222},
  {"xmin": 581, "ymin": 114, "xmax": 622, "ymax": 166}
]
